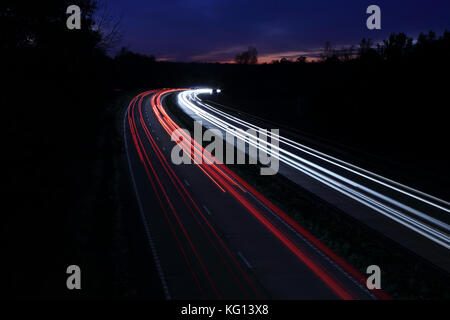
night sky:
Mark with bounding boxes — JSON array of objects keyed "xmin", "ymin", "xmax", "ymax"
[{"xmin": 107, "ymin": 0, "xmax": 450, "ymax": 62}]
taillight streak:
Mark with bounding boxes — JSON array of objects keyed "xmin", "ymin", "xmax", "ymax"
[{"xmin": 152, "ymin": 89, "xmax": 360, "ymax": 300}]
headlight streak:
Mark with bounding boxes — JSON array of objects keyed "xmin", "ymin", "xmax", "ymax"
[
  {"xmin": 195, "ymin": 98, "xmax": 449, "ymax": 211},
  {"xmin": 177, "ymin": 89, "xmax": 450, "ymax": 249}
]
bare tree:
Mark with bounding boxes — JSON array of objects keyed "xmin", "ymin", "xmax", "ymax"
[
  {"xmin": 93, "ymin": 0, "xmax": 123, "ymax": 53},
  {"xmin": 320, "ymin": 41, "xmax": 335, "ymax": 61},
  {"xmin": 340, "ymin": 45, "xmax": 355, "ymax": 61},
  {"xmin": 235, "ymin": 46, "xmax": 258, "ymax": 64},
  {"xmin": 359, "ymin": 38, "xmax": 373, "ymax": 56},
  {"xmin": 296, "ymin": 56, "xmax": 307, "ymax": 64}
]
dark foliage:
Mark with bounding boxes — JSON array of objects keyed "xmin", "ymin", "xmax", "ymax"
[
  {"xmin": 234, "ymin": 46, "xmax": 258, "ymax": 64},
  {"xmin": 2, "ymin": 0, "xmax": 117, "ymax": 298}
]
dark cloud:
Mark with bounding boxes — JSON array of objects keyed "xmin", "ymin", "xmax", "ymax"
[{"xmin": 109, "ymin": 0, "xmax": 450, "ymax": 61}]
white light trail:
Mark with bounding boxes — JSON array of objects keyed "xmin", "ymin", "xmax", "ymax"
[{"xmin": 177, "ymin": 89, "xmax": 450, "ymax": 249}]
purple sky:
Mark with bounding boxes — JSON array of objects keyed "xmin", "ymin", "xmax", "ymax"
[{"xmin": 107, "ymin": 0, "xmax": 450, "ymax": 62}]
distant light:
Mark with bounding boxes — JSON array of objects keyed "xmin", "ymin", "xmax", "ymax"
[{"xmin": 216, "ymin": 89, "xmax": 221, "ymax": 93}]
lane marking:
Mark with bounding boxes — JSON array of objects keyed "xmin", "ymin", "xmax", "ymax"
[
  {"xmin": 179, "ymin": 91, "xmax": 377, "ymax": 299},
  {"xmin": 202, "ymin": 204, "xmax": 212, "ymax": 216},
  {"xmin": 238, "ymin": 251, "xmax": 253, "ymax": 269},
  {"xmin": 123, "ymin": 100, "xmax": 171, "ymax": 300},
  {"xmin": 240, "ymin": 174, "xmax": 376, "ymax": 299}
]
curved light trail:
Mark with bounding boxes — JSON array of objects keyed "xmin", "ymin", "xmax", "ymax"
[
  {"xmin": 177, "ymin": 89, "xmax": 450, "ymax": 249},
  {"xmin": 125, "ymin": 89, "xmax": 393, "ymax": 300}
]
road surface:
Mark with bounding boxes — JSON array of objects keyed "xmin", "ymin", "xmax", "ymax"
[
  {"xmin": 176, "ymin": 89, "xmax": 450, "ymax": 273},
  {"xmin": 123, "ymin": 89, "xmax": 388, "ymax": 300}
]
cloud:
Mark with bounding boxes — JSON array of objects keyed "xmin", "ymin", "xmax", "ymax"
[
  {"xmin": 156, "ymin": 57, "xmax": 176, "ymax": 62},
  {"xmin": 188, "ymin": 47, "xmax": 324, "ymax": 63},
  {"xmin": 188, "ymin": 45, "xmax": 248, "ymax": 62},
  {"xmin": 258, "ymin": 49, "xmax": 323, "ymax": 63}
]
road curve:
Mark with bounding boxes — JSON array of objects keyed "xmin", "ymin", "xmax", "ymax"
[
  {"xmin": 123, "ymin": 89, "xmax": 390, "ymax": 300},
  {"xmin": 176, "ymin": 89, "xmax": 450, "ymax": 272}
]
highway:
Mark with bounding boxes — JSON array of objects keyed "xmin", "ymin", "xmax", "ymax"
[
  {"xmin": 123, "ymin": 89, "xmax": 390, "ymax": 300},
  {"xmin": 177, "ymin": 89, "xmax": 450, "ymax": 271}
]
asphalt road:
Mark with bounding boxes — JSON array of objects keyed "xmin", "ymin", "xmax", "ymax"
[
  {"xmin": 123, "ymin": 89, "xmax": 383, "ymax": 300},
  {"xmin": 177, "ymin": 89, "xmax": 450, "ymax": 273}
]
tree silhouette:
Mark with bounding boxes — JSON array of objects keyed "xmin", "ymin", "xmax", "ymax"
[
  {"xmin": 93, "ymin": 0, "xmax": 123, "ymax": 53},
  {"xmin": 296, "ymin": 56, "xmax": 307, "ymax": 64},
  {"xmin": 235, "ymin": 46, "xmax": 258, "ymax": 64},
  {"xmin": 379, "ymin": 32, "xmax": 413, "ymax": 60}
]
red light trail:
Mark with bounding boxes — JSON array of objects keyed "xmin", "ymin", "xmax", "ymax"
[{"xmin": 125, "ymin": 89, "xmax": 392, "ymax": 300}]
